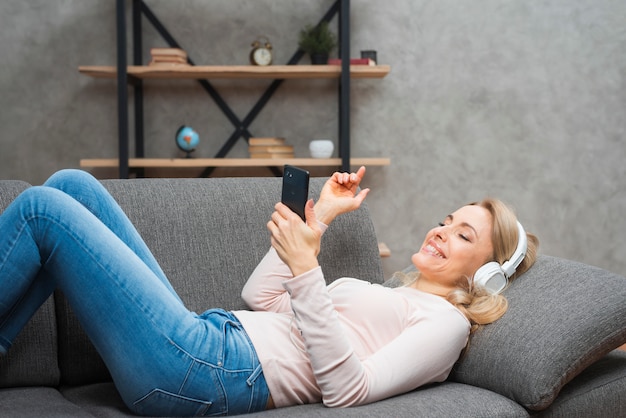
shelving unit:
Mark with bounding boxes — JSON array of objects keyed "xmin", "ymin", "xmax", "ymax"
[{"xmin": 79, "ymin": 0, "xmax": 390, "ymax": 178}]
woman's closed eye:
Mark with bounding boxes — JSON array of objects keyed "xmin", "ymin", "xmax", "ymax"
[{"xmin": 438, "ymin": 218, "xmax": 475, "ymax": 243}]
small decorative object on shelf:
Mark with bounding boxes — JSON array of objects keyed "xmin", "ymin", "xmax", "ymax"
[
  {"xmin": 298, "ymin": 21, "xmax": 337, "ymax": 65},
  {"xmin": 360, "ymin": 50, "xmax": 378, "ymax": 64},
  {"xmin": 175, "ymin": 125, "xmax": 200, "ymax": 158},
  {"xmin": 309, "ymin": 139, "xmax": 334, "ymax": 158},
  {"xmin": 248, "ymin": 137, "xmax": 294, "ymax": 158},
  {"xmin": 249, "ymin": 36, "xmax": 273, "ymax": 66},
  {"xmin": 150, "ymin": 48, "xmax": 189, "ymax": 66}
]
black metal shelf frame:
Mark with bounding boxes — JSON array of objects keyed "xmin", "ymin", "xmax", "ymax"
[{"xmin": 115, "ymin": 0, "xmax": 351, "ymax": 178}]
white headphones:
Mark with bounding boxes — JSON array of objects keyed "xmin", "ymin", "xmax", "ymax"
[{"xmin": 473, "ymin": 221, "xmax": 528, "ymax": 294}]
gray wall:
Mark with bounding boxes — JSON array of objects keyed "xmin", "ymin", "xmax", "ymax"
[{"xmin": 1, "ymin": 0, "xmax": 625, "ymax": 280}]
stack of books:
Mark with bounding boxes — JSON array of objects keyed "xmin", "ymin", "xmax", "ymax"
[
  {"xmin": 248, "ymin": 137, "xmax": 294, "ymax": 158},
  {"xmin": 149, "ymin": 48, "xmax": 188, "ymax": 66}
]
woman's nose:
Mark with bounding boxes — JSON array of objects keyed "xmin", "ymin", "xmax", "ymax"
[{"xmin": 435, "ymin": 226, "xmax": 448, "ymax": 241}]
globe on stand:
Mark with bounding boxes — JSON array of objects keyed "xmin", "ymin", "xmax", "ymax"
[{"xmin": 175, "ymin": 125, "xmax": 200, "ymax": 158}]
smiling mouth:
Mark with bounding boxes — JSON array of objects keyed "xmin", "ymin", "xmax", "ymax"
[{"xmin": 423, "ymin": 243, "xmax": 445, "ymax": 258}]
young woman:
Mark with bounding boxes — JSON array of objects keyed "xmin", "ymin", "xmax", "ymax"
[{"xmin": 0, "ymin": 167, "xmax": 538, "ymax": 416}]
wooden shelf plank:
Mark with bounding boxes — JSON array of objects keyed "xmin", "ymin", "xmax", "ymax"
[
  {"xmin": 78, "ymin": 64, "xmax": 391, "ymax": 80},
  {"xmin": 79, "ymin": 157, "xmax": 390, "ymax": 168}
]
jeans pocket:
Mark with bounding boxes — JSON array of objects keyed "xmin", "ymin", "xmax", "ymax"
[{"xmin": 133, "ymin": 388, "xmax": 224, "ymax": 417}]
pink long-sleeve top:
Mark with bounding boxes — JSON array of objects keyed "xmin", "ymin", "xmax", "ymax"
[{"xmin": 233, "ymin": 228, "xmax": 470, "ymax": 408}]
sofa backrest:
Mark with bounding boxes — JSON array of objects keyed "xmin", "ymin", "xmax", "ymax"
[
  {"xmin": 0, "ymin": 180, "xmax": 60, "ymax": 388},
  {"xmin": 55, "ymin": 176, "xmax": 384, "ymax": 385}
]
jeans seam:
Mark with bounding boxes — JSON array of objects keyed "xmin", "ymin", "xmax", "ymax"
[{"xmin": 178, "ymin": 360, "xmax": 194, "ymax": 396}]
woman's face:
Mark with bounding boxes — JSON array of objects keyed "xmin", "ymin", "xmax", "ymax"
[{"xmin": 412, "ymin": 205, "xmax": 495, "ymax": 291}]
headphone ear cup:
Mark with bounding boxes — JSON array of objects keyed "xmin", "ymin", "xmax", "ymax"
[{"xmin": 473, "ymin": 262, "xmax": 508, "ymax": 294}]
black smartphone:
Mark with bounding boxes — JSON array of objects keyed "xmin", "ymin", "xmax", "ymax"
[{"xmin": 281, "ymin": 165, "xmax": 310, "ymax": 221}]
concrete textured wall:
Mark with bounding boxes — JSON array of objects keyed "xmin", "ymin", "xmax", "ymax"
[{"xmin": 1, "ymin": 0, "xmax": 625, "ymax": 280}]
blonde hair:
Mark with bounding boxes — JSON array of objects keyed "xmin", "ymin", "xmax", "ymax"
[
  {"xmin": 399, "ymin": 198, "xmax": 539, "ymax": 334},
  {"xmin": 450, "ymin": 199, "xmax": 539, "ymax": 333}
]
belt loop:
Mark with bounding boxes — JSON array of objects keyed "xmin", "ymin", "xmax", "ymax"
[{"xmin": 246, "ymin": 363, "xmax": 263, "ymax": 386}]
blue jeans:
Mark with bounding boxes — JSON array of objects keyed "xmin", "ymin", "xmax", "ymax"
[{"xmin": 0, "ymin": 170, "xmax": 270, "ymax": 416}]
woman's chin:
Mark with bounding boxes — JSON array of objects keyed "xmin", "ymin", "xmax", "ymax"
[{"xmin": 411, "ymin": 252, "xmax": 426, "ymax": 270}]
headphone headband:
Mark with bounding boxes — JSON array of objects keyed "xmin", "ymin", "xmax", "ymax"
[{"xmin": 501, "ymin": 221, "xmax": 528, "ymax": 278}]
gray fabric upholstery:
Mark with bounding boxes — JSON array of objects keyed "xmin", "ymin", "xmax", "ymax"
[
  {"xmin": 54, "ymin": 290, "xmax": 111, "ymax": 386},
  {"xmin": 55, "ymin": 177, "xmax": 384, "ymax": 387},
  {"xmin": 450, "ymin": 255, "xmax": 626, "ymax": 410},
  {"xmin": 0, "ymin": 387, "xmax": 89, "ymax": 417},
  {"xmin": 62, "ymin": 383, "xmax": 135, "ymax": 417},
  {"xmin": 0, "ymin": 180, "xmax": 59, "ymax": 388},
  {"xmin": 62, "ymin": 381, "xmax": 530, "ymax": 418},
  {"xmin": 1, "ymin": 176, "xmax": 626, "ymax": 417},
  {"xmin": 536, "ymin": 350, "xmax": 626, "ymax": 418}
]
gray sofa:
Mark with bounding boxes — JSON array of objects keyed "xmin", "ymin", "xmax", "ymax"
[{"xmin": 1, "ymin": 175, "xmax": 625, "ymax": 417}]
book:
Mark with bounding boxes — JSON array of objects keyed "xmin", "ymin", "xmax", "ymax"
[
  {"xmin": 150, "ymin": 48, "xmax": 188, "ymax": 58},
  {"xmin": 248, "ymin": 145, "xmax": 294, "ymax": 154},
  {"xmin": 249, "ymin": 153, "xmax": 295, "ymax": 159},
  {"xmin": 248, "ymin": 138, "xmax": 294, "ymax": 158},
  {"xmin": 149, "ymin": 58, "xmax": 189, "ymax": 66},
  {"xmin": 151, "ymin": 56, "xmax": 188, "ymax": 63},
  {"xmin": 327, "ymin": 58, "xmax": 376, "ymax": 66},
  {"xmin": 149, "ymin": 48, "xmax": 189, "ymax": 66},
  {"xmin": 249, "ymin": 137, "xmax": 286, "ymax": 146}
]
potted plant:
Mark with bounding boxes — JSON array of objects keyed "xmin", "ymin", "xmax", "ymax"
[{"xmin": 298, "ymin": 22, "xmax": 337, "ymax": 65}]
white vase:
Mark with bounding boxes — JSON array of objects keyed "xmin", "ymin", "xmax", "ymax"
[{"xmin": 309, "ymin": 139, "xmax": 334, "ymax": 158}]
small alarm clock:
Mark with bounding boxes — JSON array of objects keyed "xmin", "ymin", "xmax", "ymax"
[{"xmin": 249, "ymin": 36, "xmax": 273, "ymax": 66}]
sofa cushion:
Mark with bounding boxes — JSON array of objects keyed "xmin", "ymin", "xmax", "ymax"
[
  {"xmin": 61, "ymin": 383, "xmax": 134, "ymax": 417},
  {"xmin": 536, "ymin": 350, "xmax": 626, "ymax": 418},
  {"xmin": 0, "ymin": 180, "xmax": 60, "ymax": 388},
  {"xmin": 55, "ymin": 177, "xmax": 384, "ymax": 386},
  {"xmin": 247, "ymin": 383, "xmax": 529, "ymax": 417},
  {"xmin": 54, "ymin": 290, "xmax": 111, "ymax": 386},
  {"xmin": 62, "ymin": 381, "xmax": 529, "ymax": 418},
  {"xmin": 0, "ymin": 387, "xmax": 90, "ymax": 417},
  {"xmin": 449, "ymin": 255, "xmax": 626, "ymax": 411},
  {"xmin": 0, "ymin": 308, "xmax": 60, "ymax": 388}
]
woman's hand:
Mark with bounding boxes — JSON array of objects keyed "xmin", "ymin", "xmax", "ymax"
[
  {"xmin": 267, "ymin": 199, "xmax": 322, "ymax": 277},
  {"xmin": 314, "ymin": 166, "xmax": 370, "ymax": 225}
]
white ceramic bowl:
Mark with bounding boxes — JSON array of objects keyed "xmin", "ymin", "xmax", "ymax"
[{"xmin": 309, "ymin": 139, "xmax": 334, "ymax": 158}]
